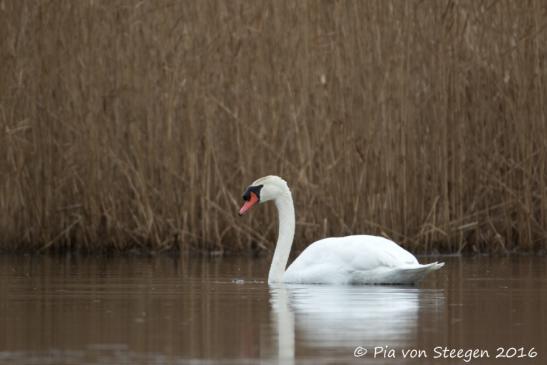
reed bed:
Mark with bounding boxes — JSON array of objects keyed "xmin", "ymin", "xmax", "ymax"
[{"xmin": 1, "ymin": 0, "xmax": 546, "ymax": 254}]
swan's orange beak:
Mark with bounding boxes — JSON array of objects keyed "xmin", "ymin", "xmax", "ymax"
[{"xmin": 239, "ymin": 192, "xmax": 259, "ymax": 216}]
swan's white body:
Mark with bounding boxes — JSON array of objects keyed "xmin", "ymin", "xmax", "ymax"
[
  {"xmin": 283, "ymin": 236, "xmax": 443, "ymax": 285},
  {"xmin": 240, "ymin": 176, "xmax": 444, "ymax": 285}
]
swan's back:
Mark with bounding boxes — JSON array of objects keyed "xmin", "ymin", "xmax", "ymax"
[{"xmin": 284, "ymin": 235, "xmax": 442, "ymax": 285}]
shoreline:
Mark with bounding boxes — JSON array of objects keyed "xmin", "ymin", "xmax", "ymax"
[{"xmin": 1, "ymin": 244, "xmax": 545, "ymax": 258}]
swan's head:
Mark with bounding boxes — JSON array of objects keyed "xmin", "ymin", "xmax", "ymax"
[{"xmin": 239, "ymin": 175, "xmax": 289, "ymax": 216}]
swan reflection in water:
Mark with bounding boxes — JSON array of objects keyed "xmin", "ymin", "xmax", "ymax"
[{"xmin": 269, "ymin": 284, "xmax": 444, "ymax": 361}]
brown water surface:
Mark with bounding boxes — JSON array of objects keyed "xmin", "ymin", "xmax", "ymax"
[{"xmin": 0, "ymin": 255, "xmax": 545, "ymax": 364}]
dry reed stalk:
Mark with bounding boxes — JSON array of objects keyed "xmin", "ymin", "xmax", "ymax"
[{"xmin": 0, "ymin": 0, "xmax": 546, "ymax": 253}]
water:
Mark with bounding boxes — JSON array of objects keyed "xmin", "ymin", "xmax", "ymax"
[{"xmin": 0, "ymin": 255, "xmax": 545, "ymax": 364}]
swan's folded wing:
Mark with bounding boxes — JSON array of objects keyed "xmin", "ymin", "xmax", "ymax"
[{"xmin": 284, "ymin": 235, "xmax": 423, "ymax": 284}]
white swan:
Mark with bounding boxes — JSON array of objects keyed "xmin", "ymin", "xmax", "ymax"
[{"xmin": 239, "ymin": 175, "xmax": 444, "ymax": 284}]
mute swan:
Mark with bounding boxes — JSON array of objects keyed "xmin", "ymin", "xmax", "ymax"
[{"xmin": 239, "ymin": 175, "xmax": 444, "ymax": 284}]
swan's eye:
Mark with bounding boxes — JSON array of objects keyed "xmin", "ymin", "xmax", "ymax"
[{"xmin": 242, "ymin": 185, "xmax": 264, "ymax": 202}]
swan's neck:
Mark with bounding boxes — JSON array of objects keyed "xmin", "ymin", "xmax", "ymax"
[{"xmin": 268, "ymin": 190, "xmax": 295, "ymax": 283}]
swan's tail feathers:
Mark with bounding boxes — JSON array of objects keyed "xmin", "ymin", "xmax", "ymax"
[
  {"xmin": 397, "ymin": 262, "xmax": 445, "ymax": 284},
  {"xmin": 426, "ymin": 261, "xmax": 445, "ymax": 271}
]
